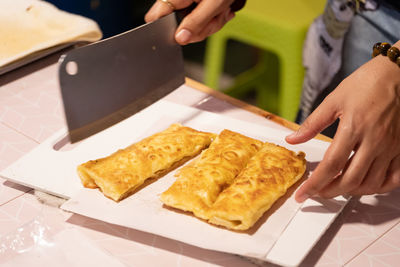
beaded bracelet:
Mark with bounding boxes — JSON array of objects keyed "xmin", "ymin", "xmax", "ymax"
[{"xmin": 372, "ymin": 42, "xmax": 400, "ymax": 67}]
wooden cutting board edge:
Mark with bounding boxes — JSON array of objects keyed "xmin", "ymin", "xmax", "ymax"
[{"xmin": 185, "ymin": 77, "xmax": 332, "ymax": 143}]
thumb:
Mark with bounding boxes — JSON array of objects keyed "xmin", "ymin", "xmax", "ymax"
[{"xmin": 286, "ymin": 100, "xmax": 338, "ymax": 144}]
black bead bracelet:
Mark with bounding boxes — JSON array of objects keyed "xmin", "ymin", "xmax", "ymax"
[{"xmin": 372, "ymin": 42, "xmax": 400, "ymax": 67}]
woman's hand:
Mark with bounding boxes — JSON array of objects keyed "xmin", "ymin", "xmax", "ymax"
[
  {"xmin": 286, "ymin": 44, "xmax": 400, "ymax": 202},
  {"xmin": 145, "ymin": 0, "xmax": 237, "ymax": 45}
]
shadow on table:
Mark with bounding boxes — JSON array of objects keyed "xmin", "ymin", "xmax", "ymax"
[
  {"xmin": 300, "ymin": 188, "xmax": 400, "ymax": 266},
  {"xmin": 0, "ymin": 46, "xmax": 73, "ymax": 87},
  {"xmin": 1, "ymin": 180, "xmax": 31, "ymax": 194}
]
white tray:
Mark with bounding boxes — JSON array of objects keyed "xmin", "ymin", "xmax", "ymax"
[{"xmin": 1, "ymin": 99, "xmax": 348, "ymax": 266}]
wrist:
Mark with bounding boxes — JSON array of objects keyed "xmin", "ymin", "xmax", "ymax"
[
  {"xmin": 372, "ymin": 41, "xmax": 400, "ymax": 67},
  {"xmin": 371, "ymin": 50, "xmax": 400, "ymax": 97}
]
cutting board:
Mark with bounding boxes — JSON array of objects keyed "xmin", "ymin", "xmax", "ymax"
[{"xmin": 0, "ymin": 94, "xmax": 348, "ymax": 266}]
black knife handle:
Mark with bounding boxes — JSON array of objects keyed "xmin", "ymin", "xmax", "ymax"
[
  {"xmin": 231, "ymin": 0, "xmax": 246, "ymax": 12},
  {"xmin": 175, "ymin": 2, "xmax": 197, "ymax": 24}
]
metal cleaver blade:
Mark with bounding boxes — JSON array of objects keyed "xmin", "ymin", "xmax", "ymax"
[{"xmin": 58, "ymin": 13, "xmax": 184, "ymax": 143}]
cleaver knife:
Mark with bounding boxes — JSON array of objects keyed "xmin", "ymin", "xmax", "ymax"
[{"xmin": 58, "ymin": 13, "xmax": 184, "ymax": 143}]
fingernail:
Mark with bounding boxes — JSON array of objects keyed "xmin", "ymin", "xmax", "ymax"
[
  {"xmin": 287, "ymin": 130, "xmax": 299, "ymax": 139},
  {"xmin": 176, "ymin": 29, "xmax": 192, "ymax": 44},
  {"xmin": 297, "ymin": 193, "xmax": 310, "ymax": 203}
]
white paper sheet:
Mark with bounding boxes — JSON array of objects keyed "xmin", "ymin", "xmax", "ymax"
[
  {"xmin": 0, "ymin": 98, "xmax": 346, "ymax": 266},
  {"xmin": 60, "ymin": 100, "xmax": 338, "ymax": 263}
]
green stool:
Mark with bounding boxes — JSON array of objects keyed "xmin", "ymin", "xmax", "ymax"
[{"xmin": 204, "ymin": 0, "xmax": 325, "ymax": 121}]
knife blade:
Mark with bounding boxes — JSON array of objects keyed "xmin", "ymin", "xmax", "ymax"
[{"xmin": 58, "ymin": 13, "xmax": 184, "ymax": 143}]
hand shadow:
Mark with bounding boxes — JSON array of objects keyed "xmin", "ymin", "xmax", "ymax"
[
  {"xmin": 1, "ymin": 48, "xmax": 64, "ymax": 86},
  {"xmin": 299, "ymin": 161, "xmax": 349, "ymax": 214},
  {"xmin": 307, "ymin": 161, "xmax": 319, "ymax": 172},
  {"xmin": 299, "ymin": 188, "xmax": 400, "ymax": 266}
]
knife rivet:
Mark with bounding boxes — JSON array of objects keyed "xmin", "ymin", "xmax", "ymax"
[
  {"xmin": 152, "ymin": 46, "xmax": 157, "ymax": 50},
  {"xmin": 66, "ymin": 61, "xmax": 78, "ymax": 76}
]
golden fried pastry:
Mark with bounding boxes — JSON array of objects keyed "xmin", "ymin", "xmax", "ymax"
[
  {"xmin": 1, "ymin": 0, "xmax": 102, "ymax": 68},
  {"xmin": 77, "ymin": 123, "xmax": 216, "ymax": 201},
  {"xmin": 160, "ymin": 130, "xmax": 263, "ymax": 219},
  {"xmin": 208, "ymin": 142, "xmax": 306, "ymax": 230}
]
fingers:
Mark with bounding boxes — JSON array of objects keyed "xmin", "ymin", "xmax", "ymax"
[
  {"xmin": 145, "ymin": 0, "xmax": 235, "ymax": 45},
  {"xmin": 317, "ymin": 141, "xmax": 375, "ymax": 198},
  {"xmin": 175, "ymin": 0, "xmax": 234, "ymax": 44},
  {"xmin": 206, "ymin": 8, "xmax": 235, "ymax": 36},
  {"xmin": 186, "ymin": 8, "xmax": 234, "ymax": 43},
  {"xmin": 379, "ymin": 154, "xmax": 400, "ymax": 193},
  {"xmin": 348, "ymin": 154, "xmax": 390, "ymax": 196},
  {"xmin": 145, "ymin": 0, "xmax": 193, "ymax": 23},
  {"xmin": 286, "ymin": 96, "xmax": 339, "ymax": 145},
  {"xmin": 307, "ymin": 142, "xmax": 399, "ymax": 199},
  {"xmin": 295, "ymin": 120, "xmax": 356, "ymax": 202}
]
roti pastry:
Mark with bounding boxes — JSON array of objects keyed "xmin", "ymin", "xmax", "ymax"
[
  {"xmin": 160, "ymin": 130, "xmax": 263, "ymax": 219},
  {"xmin": 0, "ymin": 0, "xmax": 102, "ymax": 68},
  {"xmin": 208, "ymin": 142, "xmax": 306, "ymax": 230},
  {"xmin": 77, "ymin": 123, "xmax": 216, "ymax": 201}
]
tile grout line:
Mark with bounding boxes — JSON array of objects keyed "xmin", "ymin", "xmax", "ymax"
[
  {"xmin": 0, "ymin": 121, "xmax": 40, "ymax": 144},
  {"xmin": 344, "ymin": 219, "xmax": 400, "ymax": 266},
  {"xmin": 0, "ymin": 189, "xmax": 34, "ymax": 207}
]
